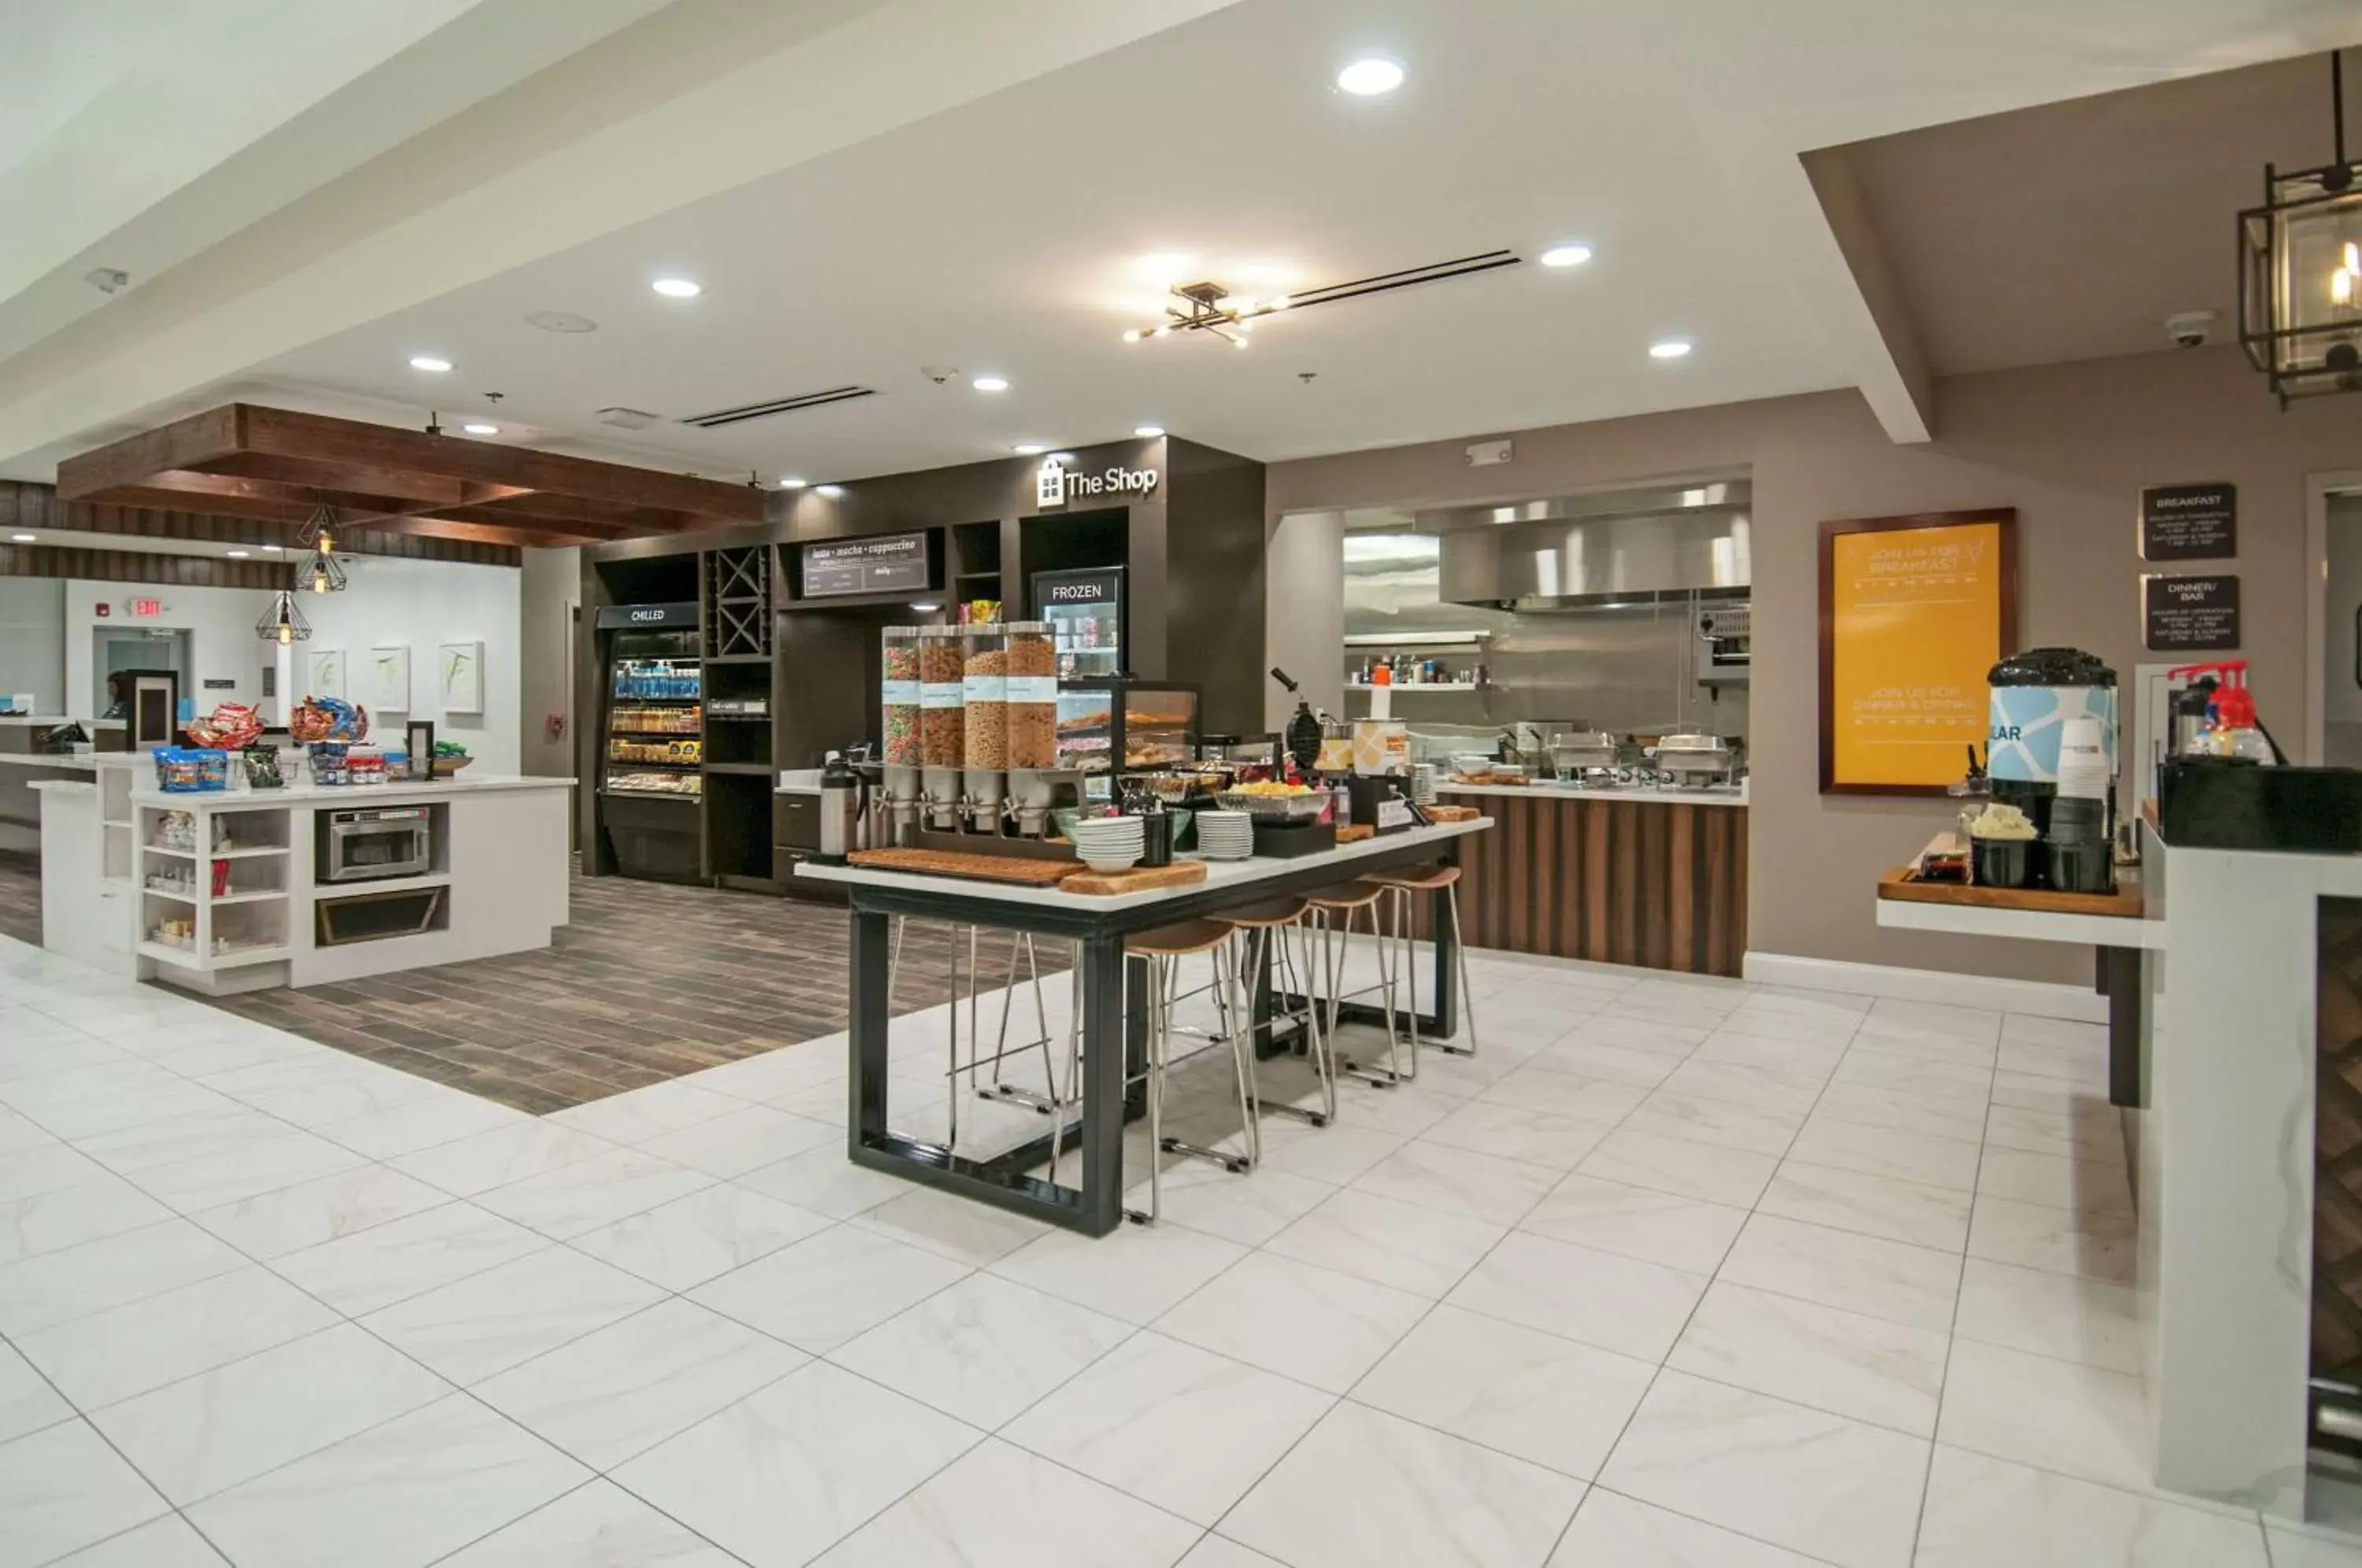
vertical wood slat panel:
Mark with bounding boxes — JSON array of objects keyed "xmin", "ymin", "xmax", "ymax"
[{"xmin": 1436, "ymin": 790, "xmax": 1746, "ymax": 977}]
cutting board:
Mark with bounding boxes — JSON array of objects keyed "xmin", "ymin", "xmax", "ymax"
[
  {"xmin": 1061, "ymin": 860, "xmax": 1209, "ymax": 897},
  {"xmin": 846, "ymin": 847, "xmax": 1076, "ymax": 886},
  {"xmin": 1877, "ymin": 865, "xmax": 2142, "ymax": 919},
  {"xmin": 1424, "ymin": 804, "xmax": 1482, "ymax": 823}
]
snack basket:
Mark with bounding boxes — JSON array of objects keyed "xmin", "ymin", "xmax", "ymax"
[
  {"xmin": 152, "ymin": 747, "xmax": 229, "ymax": 793},
  {"xmin": 1216, "ymin": 788, "xmax": 1327, "ymax": 821}
]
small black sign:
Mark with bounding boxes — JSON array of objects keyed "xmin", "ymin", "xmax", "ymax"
[
  {"xmin": 594, "ymin": 601, "xmax": 697, "ymax": 629},
  {"xmin": 2140, "ymin": 483, "xmax": 2237, "ymax": 560},
  {"xmin": 2144, "ymin": 573, "xmax": 2240, "ymax": 652},
  {"xmin": 1036, "ymin": 569, "xmax": 1121, "ymax": 608},
  {"xmin": 202, "ymin": 679, "xmax": 235, "ymax": 690},
  {"xmin": 802, "ymin": 532, "xmax": 931, "ymax": 597}
]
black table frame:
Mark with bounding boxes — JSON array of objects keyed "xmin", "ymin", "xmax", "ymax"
[{"xmin": 841, "ymin": 828, "xmax": 1479, "ymax": 1236}]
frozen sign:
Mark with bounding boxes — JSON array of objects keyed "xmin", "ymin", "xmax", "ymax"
[{"xmin": 1036, "ymin": 463, "xmax": 1158, "ymax": 508}]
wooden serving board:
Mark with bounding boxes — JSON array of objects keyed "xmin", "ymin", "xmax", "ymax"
[
  {"xmin": 1878, "ymin": 865, "xmax": 2143, "ymax": 919},
  {"xmin": 1423, "ymin": 805, "xmax": 1481, "ymax": 823},
  {"xmin": 1061, "ymin": 860, "xmax": 1209, "ymax": 897},
  {"xmin": 847, "ymin": 847, "xmax": 1076, "ymax": 886},
  {"xmin": 1335, "ymin": 824, "xmax": 1375, "ymax": 844}
]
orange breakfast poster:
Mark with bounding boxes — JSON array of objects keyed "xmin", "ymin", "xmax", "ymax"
[{"xmin": 1822, "ymin": 514, "xmax": 2014, "ymax": 792}]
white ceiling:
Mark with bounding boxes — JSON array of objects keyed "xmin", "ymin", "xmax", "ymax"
[{"xmin": 6, "ymin": 0, "xmax": 2360, "ymax": 492}]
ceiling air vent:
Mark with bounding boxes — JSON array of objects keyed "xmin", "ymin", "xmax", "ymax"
[
  {"xmin": 596, "ymin": 407, "xmax": 661, "ymax": 430},
  {"xmin": 679, "ymin": 386, "xmax": 877, "ymax": 429}
]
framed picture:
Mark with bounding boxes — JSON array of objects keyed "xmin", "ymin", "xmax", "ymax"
[
  {"xmin": 305, "ymin": 648, "xmax": 346, "ymax": 701},
  {"xmin": 437, "ymin": 640, "xmax": 484, "ymax": 714},
  {"xmin": 1819, "ymin": 509, "xmax": 2018, "ymax": 795},
  {"xmin": 367, "ymin": 645, "xmax": 411, "ymax": 712}
]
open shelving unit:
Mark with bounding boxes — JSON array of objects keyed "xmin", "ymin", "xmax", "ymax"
[
  {"xmin": 702, "ymin": 545, "xmax": 782, "ymax": 893},
  {"xmin": 135, "ymin": 801, "xmax": 293, "ymax": 989}
]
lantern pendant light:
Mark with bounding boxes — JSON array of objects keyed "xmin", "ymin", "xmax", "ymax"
[
  {"xmin": 2239, "ymin": 49, "xmax": 2362, "ymax": 405},
  {"xmin": 298, "ymin": 499, "xmax": 350, "ymax": 594},
  {"xmin": 255, "ymin": 586, "xmax": 312, "ymax": 645}
]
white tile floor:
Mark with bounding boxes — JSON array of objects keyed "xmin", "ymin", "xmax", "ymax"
[{"xmin": 4, "ymin": 930, "xmax": 2362, "ymax": 1566}]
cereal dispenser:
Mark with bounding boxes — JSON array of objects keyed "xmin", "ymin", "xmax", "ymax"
[
  {"xmin": 916, "ymin": 627, "xmax": 965, "ymax": 831},
  {"xmin": 1002, "ymin": 621, "xmax": 1083, "ymax": 837},
  {"xmin": 878, "ymin": 627, "xmax": 924, "ymax": 844},
  {"xmin": 960, "ymin": 624, "xmax": 1010, "ymax": 832}
]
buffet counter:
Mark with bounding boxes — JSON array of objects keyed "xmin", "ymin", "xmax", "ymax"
[
  {"xmin": 1435, "ymin": 782, "xmax": 1747, "ymax": 976},
  {"xmin": 35, "ymin": 772, "xmax": 571, "ymax": 995}
]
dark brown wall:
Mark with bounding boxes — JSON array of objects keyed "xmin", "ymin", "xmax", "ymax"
[{"xmin": 1163, "ymin": 437, "xmax": 1269, "ymax": 735}]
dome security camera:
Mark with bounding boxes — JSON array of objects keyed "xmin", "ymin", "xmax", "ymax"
[{"xmin": 2165, "ymin": 310, "xmax": 2218, "ymax": 349}]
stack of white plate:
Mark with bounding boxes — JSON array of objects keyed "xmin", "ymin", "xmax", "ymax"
[
  {"xmin": 1068, "ymin": 814, "xmax": 1146, "ymax": 872},
  {"xmin": 1195, "ymin": 809, "xmax": 1255, "ymax": 861}
]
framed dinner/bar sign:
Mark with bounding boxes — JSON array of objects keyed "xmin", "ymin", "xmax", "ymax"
[{"xmin": 1820, "ymin": 508, "xmax": 2019, "ymax": 795}]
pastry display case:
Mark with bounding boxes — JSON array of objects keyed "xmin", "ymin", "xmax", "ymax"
[{"xmin": 1053, "ymin": 679, "xmax": 1198, "ymax": 801}]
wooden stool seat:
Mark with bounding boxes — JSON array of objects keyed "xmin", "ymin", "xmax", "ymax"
[
  {"xmin": 1305, "ymin": 882, "xmax": 1386, "ymax": 911},
  {"xmin": 1127, "ymin": 919, "xmax": 1235, "ymax": 958},
  {"xmin": 1215, "ymin": 900, "xmax": 1312, "ymax": 930},
  {"xmin": 1364, "ymin": 864, "xmax": 1461, "ymax": 893}
]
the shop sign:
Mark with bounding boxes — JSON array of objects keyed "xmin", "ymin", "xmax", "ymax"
[{"xmin": 1036, "ymin": 463, "xmax": 1158, "ymax": 508}]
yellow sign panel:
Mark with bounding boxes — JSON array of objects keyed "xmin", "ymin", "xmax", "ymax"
[{"xmin": 1822, "ymin": 514, "xmax": 2016, "ymax": 793}]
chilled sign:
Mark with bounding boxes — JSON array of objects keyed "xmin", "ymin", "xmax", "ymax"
[{"xmin": 802, "ymin": 532, "xmax": 930, "ymax": 597}]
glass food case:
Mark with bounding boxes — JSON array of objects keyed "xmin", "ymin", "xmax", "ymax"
[
  {"xmin": 602, "ymin": 628, "xmax": 703, "ymax": 800},
  {"xmin": 1053, "ymin": 678, "xmax": 1198, "ymax": 801}
]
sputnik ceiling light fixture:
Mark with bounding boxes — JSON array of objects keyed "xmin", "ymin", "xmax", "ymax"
[
  {"xmin": 2239, "ymin": 48, "xmax": 2362, "ymax": 405},
  {"xmin": 1120, "ymin": 250, "xmax": 1520, "ymax": 347}
]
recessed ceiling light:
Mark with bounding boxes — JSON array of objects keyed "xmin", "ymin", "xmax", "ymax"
[
  {"xmin": 409, "ymin": 355, "xmax": 453, "ymax": 373},
  {"xmin": 1134, "ymin": 425, "xmax": 1166, "ymax": 438},
  {"xmin": 9, "ymin": 533, "xmax": 33, "ymax": 543},
  {"xmin": 1049, "ymin": 452, "xmax": 1075, "ymax": 464},
  {"xmin": 815, "ymin": 483, "xmax": 845, "ymax": 497},
  {"xmin": 1539, "ymin": 244, "xmax": 1594, "ymax": 268},
  {"xmin": 261, "ymin": 543, "xmax": 283, "ymax": 552},
  {"xmin": 1649, "ymin": 339, "xmax": 1694, "ymax": 359},
  {"xmin": 462, "ymin": 423, "xmax": 499, "ymax": 435},
  {"xmin": 651, "ymin": 277, "xmax": 702, "ymax": 298},
  {"xmin": 972, "ymin": 375, "xmax": 1009, "ymax": 393},
  {"xmin": 1012, "ymin": 443, "xmax": 1046, "ymax": 455},
  {"xmin": 1336, "ymin": 57, "xmax": 1405, "ymax": 95},
  {"xmin": 227, "ymin": 549, "xmax": 250, "ymax": 559},
  {"xmin": 909, "ymin": 601, "xmax": 941, "ymax": 612},
  {"xmin": 778, "ymin": 475, "xmax": 808, "ymax": 489}
]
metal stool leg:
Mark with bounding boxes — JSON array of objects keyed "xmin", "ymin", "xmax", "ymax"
[
  {"xmin": 1126, "ymin": 953, "xmax": 1172, "ymax": 1226},
  {"xmin": 1259, "ymin": 920, "xmax": 1333, "ymax": 1126},
  {"xmin": 1390, "ymin": 886, "xmax": 1423, "ymax": 1083},
  {"xmin": 1334, "ymin": 900, "xmax": 1405, "ymax": 1088},
  {"xmin": 1442, "ymin": 886, "xmax": 1478, "ymax": 1057},
  {"xmin": 1218, "ymin": 936, "xmax": 1261, "ymax": 1169}
]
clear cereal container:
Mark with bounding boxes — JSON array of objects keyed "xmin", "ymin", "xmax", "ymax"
[
  {"xmin": 918, "ymin": 628, "xmax": 965, "ymax": 767},
  {"xmin": 880, "ymin": 626, "xmax": 921, "ymax": 765},
  {"xmin": 961, "ymin": 625, "xmax": 1009, "ymax": 770},
  {"xmin": 1003, "ymin": 621, "xmax": 1057, "ymax": 770}
]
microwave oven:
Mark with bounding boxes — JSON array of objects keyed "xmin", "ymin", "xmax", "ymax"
[{"xmin": 319, "ymin": 805, "xmax": 431, "ymax": 882}]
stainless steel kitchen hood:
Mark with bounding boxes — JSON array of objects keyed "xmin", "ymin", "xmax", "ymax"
[{"xmin": 1436, "ymin": 481, "xmax": 1750, "ymax": 609}]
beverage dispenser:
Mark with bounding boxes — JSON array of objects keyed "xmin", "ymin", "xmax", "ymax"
[{"xmin": 1986, "ymin": 648, "xmax": 2118, "ymax": 891}]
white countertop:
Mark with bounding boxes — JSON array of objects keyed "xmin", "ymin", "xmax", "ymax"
[
  {"xmin": 131, "ymin": 775, "xmax": 575, "ymax": 809},
  {"xmin": 796, "ymin": 818, "xmax": 1491, "ymax": 912},
  {"xmin": 0, "ymin": 752, "xmax": 145, "ymax": 771},
  {"xmin": 1438, "ymin": 779, "xmax": 1748, "ymax": 807}
]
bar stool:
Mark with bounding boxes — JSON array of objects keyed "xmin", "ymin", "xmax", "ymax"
[
  {"xmin": 1302, "ymin": 882, "xmax": 1405, "ymax": 1089},
  {"xmin": 890, "ymin": 919, "xmax": 1070, "ymax": 1153},
  {"xmin": 1213, "ymin": 899, "xmax": 1334, "ymax": 1128},
  {"xmin": 1125, "ymin": 917, "xmax": 1258, "ymax": 1224},
  {"xmin": 1364, "ymin": 864, "xmax": 1479, "ymax": 1071}
]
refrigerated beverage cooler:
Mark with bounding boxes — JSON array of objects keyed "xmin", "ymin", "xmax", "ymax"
[
  {"xmin": 591, "ymin": 601, "xmax": 704, "ymax": 883},
  {"xmin": 1031, "ymin": 566, "xmax": 1126, "ymax": 682}
]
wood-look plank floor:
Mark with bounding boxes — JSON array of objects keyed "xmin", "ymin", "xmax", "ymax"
[{"xmin": 0, "ymin": 850, "xmax": 1046, "ymax": 1114}]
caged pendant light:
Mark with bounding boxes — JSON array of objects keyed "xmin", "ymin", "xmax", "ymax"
[
  {"xmin": 255, "ymin": 586, "xmax": 312, "ymax": 646},
  {"xmin": 2239, "ymin": 49, "xmax": 2362, "ymax": 405},
  {"xmin": 298, "ymin": 499, "xmax": 349, "ymax": 594}
]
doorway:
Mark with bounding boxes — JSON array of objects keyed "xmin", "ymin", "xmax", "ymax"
[
  {"xmin": 2325, "ymin": 488, "xmax": 2362, "ymax": 767},
  {"xmin": 93, "ymin": 628, "xmax": 190, "ymax": 716}
]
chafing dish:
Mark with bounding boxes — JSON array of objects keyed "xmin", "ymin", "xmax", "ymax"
[
  {"xmin": 1649, "ymin": 733, "xmax": 1740, "ymax": 786},
  {"xmin": 1549, "ymin": 730, "xmax": 1623, "ymax": 777}
]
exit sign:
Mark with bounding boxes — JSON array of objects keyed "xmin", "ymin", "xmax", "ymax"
[{"xmin": 129, "ymin": 598, "xmax": 161, "ymax": 617}]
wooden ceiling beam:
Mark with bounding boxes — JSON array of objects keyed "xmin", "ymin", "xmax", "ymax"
[
  {"xmin": 369, "ymin": 516, "xmax": 605, "ymax": 549},
  {"xmin": 55, "ymin": 402, "xmax": 762, "ymax": 547}
]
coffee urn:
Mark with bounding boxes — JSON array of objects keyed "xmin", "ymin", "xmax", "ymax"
[
  {"xmin": 1986, "ymin": 649, "xmax": 2118, "ymax": 889},
  {"xmin": 815, "ymin": 752, "xmax": 862, "ymax": 865}
]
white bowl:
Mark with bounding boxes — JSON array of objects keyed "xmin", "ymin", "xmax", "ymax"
[{"xmin": 1080, "ymin": 852, "xmax": 1141, "ymax": 873}]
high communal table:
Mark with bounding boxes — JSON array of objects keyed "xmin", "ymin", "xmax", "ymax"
[{"xmin": 795, "ymin": 818, "xmax": 1490, "ymax": 1237}]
